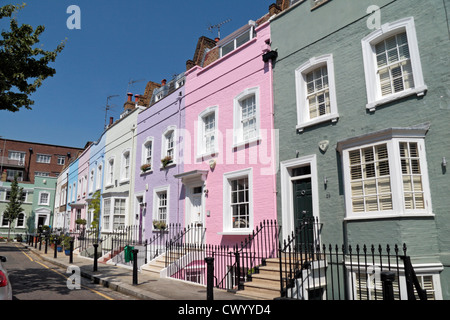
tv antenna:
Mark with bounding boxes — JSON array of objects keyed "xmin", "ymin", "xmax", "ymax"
[
  {"xmin": 104, "ymin": 94, "xmax": 119, "ymax": 129},
  {"xmin": 207, "ymin": 19, "xmax": 231, "ymax": 39},
  {"xmin": 127, "ymin": 78, "xmax": 145, "ymax": 93}
]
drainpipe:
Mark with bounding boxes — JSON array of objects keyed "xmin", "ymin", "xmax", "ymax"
[
  {"xmin": 129, "ymin": 123, "xmax": 136, "ymax": 228},
  {"xmin": 65, "ymin": 172, "xmax": 69, "ymax": 233},
  {"xmin": 177, "ymin": 89, "xmax": 183, "ymax": 225}
]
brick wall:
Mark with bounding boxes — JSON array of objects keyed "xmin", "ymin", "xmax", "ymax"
[{"xmin": 0, "ymin": 139, "xmax": 83, "ymax": 183}]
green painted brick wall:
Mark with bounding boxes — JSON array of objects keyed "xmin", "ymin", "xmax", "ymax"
[{"xmin": 271, "ymin": 0, "xmax": 450, "ymax": 298}]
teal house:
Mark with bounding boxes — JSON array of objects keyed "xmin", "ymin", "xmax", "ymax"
[
  {"xmin": 270, "ymin": 0, "xmax": 449, "ymax": 299},
  {"xmin": 30, "ymin": 176, "xmax": 57, "ymax": 232},
  {"xmin": 0, "ymin": 176, "xmax": 56, "ymax": 238}
]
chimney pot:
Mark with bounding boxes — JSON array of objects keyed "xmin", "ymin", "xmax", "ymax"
[
  {"xmin": 135, "ymin": 94, "xmax": 140, "ymax": 103},
  {"xmin": 215, "ymin": 37, "xmax": 220, "ymax": 42},
  {"xmin": 109, "ymin": 117, "xmax": 114, "ymax": 125},
  {"xmin": 127, "ymin": 92, "xmax": 133, "ymax": 101},
  {"xmin": 161, "ymin": 79, "xmax": 167, "ymax": 86}
]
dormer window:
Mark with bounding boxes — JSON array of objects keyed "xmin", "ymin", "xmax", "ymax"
[{"xmin": 219, "ymin": 21, "xmax": 255, "ymax": 57}]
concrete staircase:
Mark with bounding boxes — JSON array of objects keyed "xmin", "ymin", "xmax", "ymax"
[
  {"xmin": 234, "ymin": 258, "xmax": 283, "ymax": 300},
  {"xmin": 141, "ymin": 250, "xmax": 186, "ymax": 276}
]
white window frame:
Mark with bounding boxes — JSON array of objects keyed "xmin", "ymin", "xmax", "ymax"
[
  {"xmin": 102, "ymin": 197, "xmax": 127, "ymax": 231},
  {"xmin": 6, "ymin": 169, "xmax": 23, "ymax": 181},
  {"xmin": 219, "ymin": 22, "xmax": 255, "ymax": 57},
  {"xmin": 141, "ymin": 137, "xmax": 154, "ymax": 173},
  {"xmin": 152, "ymin": 185, "xmax": 170, "ymax": 228},
  {"xmin": 112, "ymin": 197, "xmax": 126, "ymax": 230},
  {"xmin": 16, "ymin": 212, "xmax": 25, "ymax": 228},
  {"xmin": 222, "ymin": 168, "xmax": 253, "ymax": 234},
  {"xmin": 8, "ymin": 151, "xmax": 25, "ymax": 164},
  {"xmin": 89, "ymin": 169, "xmax": 94, "ymax": 194},
  {"xmin": 57, "ymin": 155, "xmax": 65, "ymax": 165},
  {"xmin": 106, "ymin": 157, "xmax": 115, "ymax": 187},
  {"xmin": 96, "ymin": 164, "xmax": 102, "ymax": 190},
  {"xmin": 197, "ymin": 106, "xmax": 219, "ymax": 159},
  {"xmin": 295, "ymin": 54, "xmax": 339, "ymax": 132},
  {"xmin": 361, "ymin": 17, "xmax": 427, "ymax": 112},
  {"xmin": 233, "ymin": 87, "xmax": 261, "ymax": 148},
  {"xmin": 120, "ymin": 149, "xmax": 131, "ymax": 183},
  {"xmin": 35, "ymin": 172, "xmax": 50, "ymax": 177},
  {"xmin": 349, "ymin": 263, "xmax": 443, "ymax": 300},
  {"xmin": 39, "ymin": 191, "xmax": 50, "ymax": 206},
  {"xmin": 161, "ymin": 126, "xmax": 177, "ymax": 167},
  {"xmin": 102, "ymin": 198, "xmax": 111, "ymax": 231},
  {"xmin": 36, "ymin": 153, "xmax": 51, "ymax": 163},
  {"xmin": 338, "ymin": 126, "xmax": 433, "ymax": 220}
]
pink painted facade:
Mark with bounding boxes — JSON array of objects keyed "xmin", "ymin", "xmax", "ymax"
[{"xmin": 183, "ymin": 21, "xmax": 277, "ymax": 247}]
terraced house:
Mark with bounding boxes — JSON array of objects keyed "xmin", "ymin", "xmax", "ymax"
[
  {"xmin": 46, "ymin": 0, "xmax": 447, "ymax": 300},
  {"xmin": 270, "ymin": 0, "xmax": 449, "ymax": 299},
  {"xmin": 134, "ymin": 75, "xmax": 186, "ymax": 243},
  {"xmin": 101, "ymin": 95, "xmax": 144, "ymax": 237}
]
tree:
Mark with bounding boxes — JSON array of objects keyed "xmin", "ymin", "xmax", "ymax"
[
  {"xmin": 3, "ymin": 174, "xmax": 24, "ymax": 241},
  {"xmin": 0, "ymin": 3, "xmax": 65, "ymax": 112},
  {"xmin": 88, "ymin": 190, "xmax": 101, "ymax": 235}
]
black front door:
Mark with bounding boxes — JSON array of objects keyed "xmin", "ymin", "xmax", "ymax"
[{"xmin": 293, "ymin": 177, "xmax": 314, "ymax": 249}]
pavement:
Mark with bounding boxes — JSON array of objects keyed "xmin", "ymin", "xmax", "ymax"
[{"xmin": 19, "ymin": 242, "xmax": 252, "ymax": 301}]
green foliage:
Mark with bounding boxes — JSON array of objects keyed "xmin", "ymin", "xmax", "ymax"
[
  {"xmin": 3, "ymin": 174, "xmax": 24, "ymax": 240},
  {"xmin": 88, "ymin": 190, "xmax": 101, "ymax": 232},
  {"xmin": 0, "ymin": 3, "xmax": 65, "ymax": 112}
]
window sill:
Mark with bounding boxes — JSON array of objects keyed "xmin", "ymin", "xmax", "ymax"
[
  {"xmin": 344, "ymin": 212, "xmax": 435, "ymax": 221},
  {"xmin": 233, "ymin": 137, "xmax": 261, "ymax": 150},
  {"xmin": 218, "ymin": 230, "xmax": 253, "ymax": 236},
  {"xmin": 296, "ymin": 113, "xmax": 339, "ymax": 133},
  {"xmin": 196, "ymin": 152, "xmax": 219, "ymax": 162},
  {"xmin": 140, "ymin": 170, "xmax": 153, "ymax": 175},
  {"xmin": 119, "ymin": 179, "xmax": 130, "ymax": 185},
  {"xmin": 160, "ymin": 162, "xmax": 176, "ymax": 170},
  {"xmin": 366, "ymin": 85, "xmax": 428, "ymax": 112}
]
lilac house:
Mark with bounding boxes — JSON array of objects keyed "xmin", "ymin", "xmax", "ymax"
[{"xmin": 134, "ymin": 74, "xmax": 186, "ymax": 242}]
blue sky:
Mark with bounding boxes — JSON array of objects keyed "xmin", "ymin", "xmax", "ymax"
[{"xmin": 0, "ymin": 0, "xmax": 273, "ymax": 148}]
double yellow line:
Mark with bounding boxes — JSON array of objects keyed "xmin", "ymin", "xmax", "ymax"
[{"xmin": 16, "ymin": 244, "xmax": 114, "ymax": 300}]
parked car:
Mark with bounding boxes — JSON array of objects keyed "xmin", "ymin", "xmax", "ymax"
[{"xmin": 0, "ymin": 256, "xmax": 12, "ymax": 300}]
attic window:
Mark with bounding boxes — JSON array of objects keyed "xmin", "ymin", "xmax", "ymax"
[{"xmin": 219, "ymin": 21, "xmax": 255, "ymax": 57}]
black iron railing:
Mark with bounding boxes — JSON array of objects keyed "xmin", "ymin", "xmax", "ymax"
[
  {"xmin": 164, "ymin": 220, "xmax": 280, "ymax": 291},
  {"xmin": 278, "ymin": 217, "xmax": 428, "ymax": 300}
]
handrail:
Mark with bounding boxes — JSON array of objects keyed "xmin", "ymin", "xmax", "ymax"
[{"xmin": 215, "ymin": 219, "xmax": 280, "ymax": 290}]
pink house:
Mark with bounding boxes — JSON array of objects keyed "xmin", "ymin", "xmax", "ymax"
[{"xmin": 181, "ymin": 20, "xmax": 277, "ymax": 247}]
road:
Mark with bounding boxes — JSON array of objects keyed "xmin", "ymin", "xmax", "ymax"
[{"xmin": 0, "ymin": 242, "xmax": 136, "ymax": 300}]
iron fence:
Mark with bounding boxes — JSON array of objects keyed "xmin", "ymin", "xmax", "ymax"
[
  {"xmin": 278, "ymin": 216, "xmax": 428, "ymax": 300},
  {"xmin": 165, "ymin": 220, "xmax": 280, "ymax": 291}
]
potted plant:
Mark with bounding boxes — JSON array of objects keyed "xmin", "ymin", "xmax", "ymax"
[
  {"xmin": 62, "ymin": 235, "xmax": 72, "ymax": 256},
  {"xmin": 161, "ymin": 156, "xmax": 173, "ymax": 168},
  {"xmin": 140, "ymin": 163, "xmax": 151, "ymax": 172},
  {"xmin": 75, "ymin": 218, "xmax": 87, "ymax": 226},
  {"xmin": 153, "ymin": 220, "xmax": 167, "ymax": 231}
]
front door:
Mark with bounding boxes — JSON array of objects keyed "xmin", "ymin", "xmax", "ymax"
[
  {"xmin": 187, "ymin": 185, "xmax": 204, "ymax": 243},
  {"xmin": 292, "ymin": 167, "xmax": 314, "ymax": 250},
  {"xmin": 189, "ymin": 186, "xmax": 203, "ymax": 226},
  {"xmin": 37, "ymin": 215, "xmax": 47, "ymax": 231}
]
